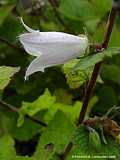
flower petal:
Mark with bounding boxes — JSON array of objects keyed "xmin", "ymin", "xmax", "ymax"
[
  {"xmin": 19, "ymin": 19, "xmax": 89, "ymax": 79},
  {"xmin": 19, "ymin": 32, "xmax": 88, "ymax": 57},
  {"xmin": 19, "ymin": 37, "xmax": 43, "ymax": 57},
  {"xmin": 25, "ymin": 48, "xmax": 79, "ymax": 79},
  {"xmin": 25, "ymin": 57, "xmax": 45, "ymax": 80}
]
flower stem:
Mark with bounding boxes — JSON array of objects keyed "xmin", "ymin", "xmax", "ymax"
[
  {"xmin": 77, "ymin": 1, "xmax": 118, "ymax": 125},
  {"xmin": 59, "ymin": 1, "xmax": 118, "ymax": 159}
]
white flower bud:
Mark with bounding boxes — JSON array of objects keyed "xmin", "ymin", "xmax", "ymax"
[{"xmin": 19, "ymin": 18, "xmax": 88, "ymax": 80}]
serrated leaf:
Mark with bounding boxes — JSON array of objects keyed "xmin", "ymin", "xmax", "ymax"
[
  {"xmin": 0, "ymin": 66, "xmax": 20, "ymax": 90},
  {"xmin": 63, "ymin": 59, "xmax": 92, "ymax": 89},
  {"xmin": 67, "ymin": 125, "xmax": 120, "ymax": 160},
  {"xmin": 34, "ymin": 111, "xmax": 75, "ymax": 160},
  {"xmin": 17, "ymin": 89, "xmax": 56, "ymax": 126},
  {"xmin": 44, "ymin": 101, "xmax": 82, "ymax": 124},
  {"xmin": 21, "ymin": 89, "xmax": 56, "ymax": 116}
]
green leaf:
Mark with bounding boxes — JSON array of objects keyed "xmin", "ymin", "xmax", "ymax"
[
  {"xmin": 34, "ymin": 111, "xmax": 75, "ymax": 160},
  {"xmin": 102, "ymin": 64, "xmax": 120, "ymax": 85},
  {"xmin": 0, "ymin": 134, "xmax": 16, "ymax": 160},
  {"xmin": 21, "ymin": 89, "xmax": 56, "ymax": 116},
  {"xmin": 104, "ymin": 47, "xmax": 120, "ymax": 57},
  {"xmin": 44, "ymin": 101, "xmax": 82, "ymax": 124},
  {"xmin": 15, "ymin": 156, "xmax": 35, "ymax": 160},
  {"xmin": 49, "ymin": 154, "xmax": 59, "ymax": 160},
  {"xmin": 93, "ymin": 24, "xmax": 120, "ymax": 47},
  {"xmin": 67, "ymin": 125, "xmax": 120, "ymax": 160},
  {"xmin": 94, "ymin": 85, "xmax": 118, "ymax": 114},
  {"xmin": 98, "ymin": 85, "xmax": 118, "ymax": 106},
  {"xmin": 91, "ymin": 0, "xmax": 112, "ymax": 14},
  {"xmin": 63, "ymin": 59, "xmax": 92, "ymax": 89},
  {"xmin": 86, "ymin": 96, "xmax": 98, "ymax": 118},
  {"xmin": 0, "ymin": 113, "xmax": 11, "ymax": 136},
  {"xmin": 0, "ymin": 5, "xmax": 14, "ymax": 26},
  {"xmin": 72, "ymin": 48, "xmax": 120, "ymax": 73},
  {"xmin": 54, "ymin": 89, "xmax": 73, "ymax": 104},
  {"xmin": 0, "ymin": 134, "xmax": 35, "ymax": 160},
  {"xmin": 85, "ymin": 18, "xmax": 100, "ymax": 33},
  {"xmin": 0, "ymin": 15, "xmax": 23, "ymax": 42},
  {"xmin": 72, "ymin": 53, "xmax": 104, "ymax": 72},
  {"xmin": 17, "ymin": 89, "xmax": 56, "ymax": 127},
  {"xmin": 14, "ymin": 117, "xmax": 41, "ymax": 141},
  {"xmin": 0, "ymin": 66, "xmax": 20, "ymax": 90},
  {"xmin": 59, "ymin": 0, "xmax": 98, "ymax": 21},
  {"xmin": 18, "ymin": 89, "xmax": 81, "ymax": 130}
]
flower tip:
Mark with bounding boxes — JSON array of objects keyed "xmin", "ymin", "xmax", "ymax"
[
  {"xmin": 24, "ymin": 75, "xmax": 27, "ymax": 81},
  {"xmin": 25, "ymin": 64, "xmax": 45, "ymax": 81}
]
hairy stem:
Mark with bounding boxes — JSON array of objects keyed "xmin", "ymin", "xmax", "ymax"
[
  {"xmin": 60, "ymin": 1, "xmax": 118, "ymax": 159},
  {"xmin": 78, "ymin": 1, "xmax": 118, "ymax": 125}
]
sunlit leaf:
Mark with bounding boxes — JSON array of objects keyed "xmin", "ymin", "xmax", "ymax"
[
  {"xmin": 67, "ymin": 125, "xmax": 120, "ymax": 160},
  {"xmin": 63, "ymin": 59, "xmax": 92, "ymax": 89},
  {"xmin": 0, "ymin": 134, "xmax": 16, "ymax": 160},
  {"xmin": 17, "ymin": 89, "xmax": 56, "ymax": 127},
  {"xmin": 34, "ymin": 111, "xmax": 75, "ymax": 160},
  {"xmin": 0, "ymin": 66, "xmax": 20, "ymax": 90}
]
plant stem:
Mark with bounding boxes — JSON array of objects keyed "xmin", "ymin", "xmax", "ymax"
[
  {"xmin": 60, "ymin": 1, "xmax": 118, "ymax": 159},
  {"xmin": 0, "ymin": 99, "xmax": 47, "ymax": 127},
  {"xmin": 58, "ymin": 142, "xmax": 73, "ymax": 160},
  {"xmin": 77, "ymin": 1, "xmax": 118, "ymax": 125}
]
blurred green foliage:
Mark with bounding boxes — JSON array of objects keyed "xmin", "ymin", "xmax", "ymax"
[{"xmin": 0, "ymin": 0, "xmax": 120, "ymax": 159}]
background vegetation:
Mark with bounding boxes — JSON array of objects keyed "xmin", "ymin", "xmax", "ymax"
[{"xmin": 0, "ymin": 0, "xmax": 120, "ymax": 160}]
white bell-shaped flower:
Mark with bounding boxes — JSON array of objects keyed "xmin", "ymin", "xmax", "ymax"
[{"xmin": 19, "ymin": 18, "xmax": 88, "ymax": 79}]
